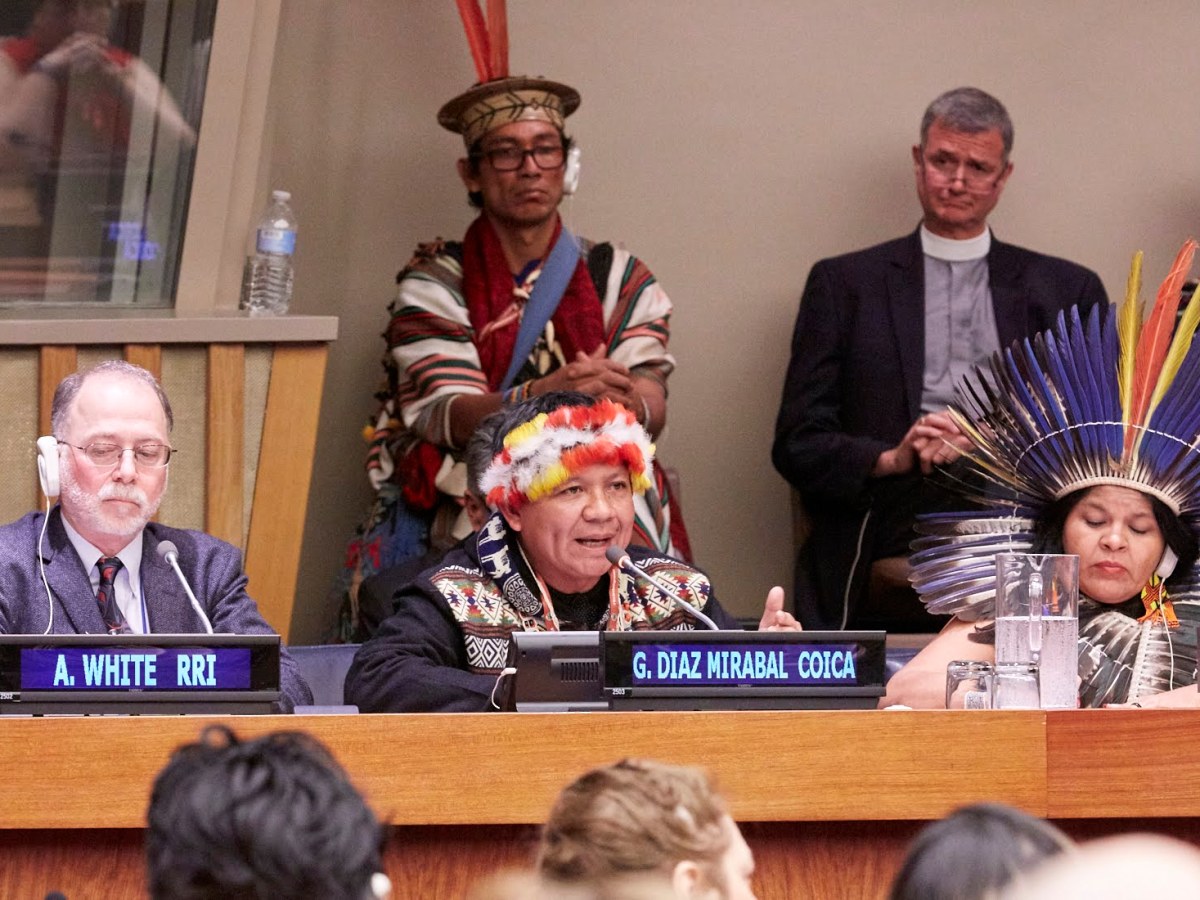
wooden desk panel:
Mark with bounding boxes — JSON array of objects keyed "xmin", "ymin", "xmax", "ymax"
[
  {"xmin": 1047, "ymin": 709, "xmax": 1200, "ymax": 817},
  {"xmin": 1, "ymin": 711, "xmax": 1047, "ymax": 829},
  {"xmin": 2, "ymin": 710, "xmax": 1197, "ymax": 899}
]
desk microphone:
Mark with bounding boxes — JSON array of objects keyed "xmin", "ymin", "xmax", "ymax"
[
  {"xmin": 156, "ymin": 541, "xmax": 214, "ymax": 634},
  {"xmin": 605, "ymin": 546, "xmax": 720, "ymax": 630}
]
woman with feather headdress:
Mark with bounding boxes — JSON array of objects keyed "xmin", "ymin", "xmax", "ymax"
[{"xmin": 883, "ymin": 241, "xmax": 1200, "ymax": 709}]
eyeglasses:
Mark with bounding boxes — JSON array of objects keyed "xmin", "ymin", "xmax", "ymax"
[
  {"xmin": 475, "ymin": 144, "xmax": 565, "ymax": 172},
  {"xmin": 920, "ymin": 153, "xmax": 1005, "ymax": 191},
  {"xmin": 61, "ymin": 440, "xmax": 174, "ymax": 469}
]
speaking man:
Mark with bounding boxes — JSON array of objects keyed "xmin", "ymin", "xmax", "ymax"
[
  {"xmin": 0, "ymin": 360, "xmax": 311, "ymax": 710},
  {"xmin": 772, "ymin": 86, "xmax": 1108, "ymax": 631},
  {"xmin": 346, "ymin": 391, "xmax": 796, "ymax": 713}
]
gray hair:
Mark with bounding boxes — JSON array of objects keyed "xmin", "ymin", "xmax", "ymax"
[
  {"xmin": 465, "ymin": 410, "xmax": 505, "ymax": 499},
  {"xmin": 50, "ymin": 359, "xmax": 174, "ymax": 437},
  {"xmin": 920, "ymin": 87, "xmax": 1013, "ymax": 158}
]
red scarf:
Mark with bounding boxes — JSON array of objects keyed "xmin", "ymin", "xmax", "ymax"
[{"xmin": 462, "ymin": 215, "xmax": 605, "ymax": 391}]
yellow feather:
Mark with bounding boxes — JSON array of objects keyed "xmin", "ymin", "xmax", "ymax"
[{"xmin": 1117, "ymin": 250, "xmax": 1143, "ymax": 424}]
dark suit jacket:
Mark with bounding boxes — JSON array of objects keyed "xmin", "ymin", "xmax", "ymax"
[
  {"xmin": 0, "ymin": 508, "xmax": 312, "ymax": 710},
  {"xmin": 772, "ymin": 228, "xmax": 1108, "ymax": 627}
]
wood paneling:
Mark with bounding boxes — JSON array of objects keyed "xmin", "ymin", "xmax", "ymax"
[
  {"xmin": 0, "ymin": 712, "xmax": 1048, "ymax": 830},
  {"xmin": 122, "ymin": 344, "xmax": 161, "ymax": 379},
  {"xmin": 35, "ymin": 346, "xmax": 77, "ymax": 506},
  {"xmin": 244, "ymin": 343, "xmax": 328, "ymax": 638},
  {"xmin": 37, "ymin": 346, "xmax": 77, "ymax": 435},
  {"xmin": 1047, "ymin": 709, "xmax": 1200, "ymax": 817},
  {"xmin": 2, "ymin": 711, "xmax": 1199, "ymax": 899},
  {"xmin": 205, "ymin": 343, "xmax": 245, "ymax": 544}
]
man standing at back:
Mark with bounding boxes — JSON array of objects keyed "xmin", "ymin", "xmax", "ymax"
[
  {"xmin": 773, "ymin": 87, "xmax": 1107, "ymax": 630},
  {"xmin": 0, "ymin": 360, "xmax": 310, "ymax": 709}
]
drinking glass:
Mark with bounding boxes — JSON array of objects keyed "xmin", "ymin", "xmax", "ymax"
[
  {"xmin": 993, "ymin": 661, "xmax": 1041, "ymax": 709},
  {"xmin": 945, "ymin": 660, "xmax": 993, "ymax": 709}
]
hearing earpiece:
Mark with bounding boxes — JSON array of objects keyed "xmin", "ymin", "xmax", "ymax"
[
  {"xmin": 1156, "ymin": 545, "xmax": 1179, "ymax": 580},
  {"xmin": 36, "ymin": 435, "xmax": 59, "ymax": 498},
  {"xmin": 563, "ymin": 145, "xmax": 582, "ymax": 195}
]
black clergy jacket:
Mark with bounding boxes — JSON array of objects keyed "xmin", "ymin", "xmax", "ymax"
[{"xmin": 772, "ymin": 227, "xmax": 1108, "ymax": 628}]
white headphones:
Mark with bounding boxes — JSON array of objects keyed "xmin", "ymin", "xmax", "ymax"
[
  {"xmin": 37, "ymin": 435, "xmax": 60, "ymax": 498},
  {"xmin": 563, "ymin": 145, "xmax": 582, "ymax": 195},
  {"xmin": 1157, "ymin": 545, "xmax": 1179, "ymax": 580}
]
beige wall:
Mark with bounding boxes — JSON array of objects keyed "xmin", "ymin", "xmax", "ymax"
[{"xmin": 263, "ymin": 1, "xmax": 1200, "ymax": 641}]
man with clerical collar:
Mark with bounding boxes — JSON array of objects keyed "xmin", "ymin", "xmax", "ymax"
[
  {"xmin": 339, "ymin": 15, "xmax": 688, "ymax": 640},
  {"xmin": 0, "ymin": 360, "xmax": 311, "ymax": 711},
  {"xmin": 772, "ymin": 86, "xmax": 1108, "ymax": 632},
  {"xmin": 345, "ymin": 392, "xmax": 798, "ymax": 713}
]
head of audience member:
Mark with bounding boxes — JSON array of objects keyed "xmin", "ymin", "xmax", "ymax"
[
  {"xmin": 912, "ymin": 86, "xmax": 1014, "ymax": 240},
  {"xmin": 1031, "ymin": 484, "xmax": 1197, "ymax": 605},
  {"xmin": 49, "ymin": 360, "xmax": 174, "ymax": 557},
  {"xmin": 538, "ymin": 759, "xmax": 756, "ymax": 900},
  {"xmin": 481, "ymin": 392, "xmax": 654, "ymax": 594},
  {"xmin": 1000, "ymin": 833, "xmax": 1200, "ymax": 899},
  {"xmin": 146, "ymin": 725, "xmax": 390, "ymax": 900},
  {"xmin": 439, "ymin": 74, "xmax": 579, "ymax": 217},
  {"xmin": 888, "ymin": 802, "xmax": 1072, "ymax": 900}
]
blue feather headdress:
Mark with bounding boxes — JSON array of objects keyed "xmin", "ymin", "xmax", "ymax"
[{"xmin": 913, "ymin": 241, "xmax": 1200, "ymax": 619}]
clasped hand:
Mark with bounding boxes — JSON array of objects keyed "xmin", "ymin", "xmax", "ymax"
[
  {"xmin": 38, "ymin": 33, "xmax": 118, "ymax": 80},
  {"xmin": 875, "ymin": 410, "xmax": 973, "ymax": 477},
  {"xmin": 536, "ymin": 345, "xmax": 639, "ymax": 410}
]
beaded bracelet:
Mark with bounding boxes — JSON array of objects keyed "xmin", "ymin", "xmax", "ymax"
[{"xmin": 503, "ymin": 380, "xmax": 534, "ymax": 405}]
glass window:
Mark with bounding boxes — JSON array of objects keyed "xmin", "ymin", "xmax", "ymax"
[{"xmin": 0, "ymin": 0, "xmax": 216, "ymax": 307}]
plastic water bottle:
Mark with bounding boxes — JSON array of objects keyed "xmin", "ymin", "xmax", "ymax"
[{"xmin": 242, "ymin": 189, "xmax": 296, "ymax": 316}]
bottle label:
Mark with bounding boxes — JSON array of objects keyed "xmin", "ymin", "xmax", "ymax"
[
  {"xmin": 257, "ymin": 228, "xmax": 296, "ymax": 255},
  {"xmin": 963, "ymin": 690, "xmax": 991, "ymax": 710}
]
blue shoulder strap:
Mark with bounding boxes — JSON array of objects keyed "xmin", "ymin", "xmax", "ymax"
[{"xmin": 499, "ymin": 227, "xmax": 583, "ymax": 392}]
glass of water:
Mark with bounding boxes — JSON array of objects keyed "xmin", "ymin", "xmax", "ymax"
[
  {"xmin": 946, "ymin": 660, "xmax": 993, "ymax": 709},
  {"xmin": 993, "ymin": 661, "xmax": 1040, "ymax": 709}
]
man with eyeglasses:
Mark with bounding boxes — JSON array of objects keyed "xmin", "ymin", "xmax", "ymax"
[
  {"xmin": 336, "ymin": 60, "xmax": 683, "ymax": 641},
  {"xmin": 772, "ymin": 86, "xmax": 1107, "ymax": 632},
  {"xmin": 0, "ymin": 360, "xmax": 311, "ymax": 710}
]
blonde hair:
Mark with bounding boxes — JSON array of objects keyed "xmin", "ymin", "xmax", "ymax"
[{"xmin": 538, "ymin": 759, "xmax": 729, "ymax": 887}]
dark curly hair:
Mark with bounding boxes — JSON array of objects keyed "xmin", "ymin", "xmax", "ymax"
[{"xmin": 146, "ymin": 725, "xmax": 384, "ymax": 900}]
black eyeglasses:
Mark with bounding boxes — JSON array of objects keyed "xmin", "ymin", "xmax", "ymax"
[
  {"xmin": 475, "ymin": 144, "xmax": 565, "ymax": 172},
  {"xmin": 60, "ymin": 440, "xmax": 174, "ymax": 469}
]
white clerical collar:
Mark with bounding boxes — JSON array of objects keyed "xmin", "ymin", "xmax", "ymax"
[
  {"xmin": 60, "ymin": 513, "xmax": 144, "ymax": 580},
  {"xmin": 920, "ymin": 225, "xmax": 991, "ymax": 261}
]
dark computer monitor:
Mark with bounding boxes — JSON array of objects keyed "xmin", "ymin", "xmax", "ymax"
[{"xmin": 506, "ymin": 631, "xmax": 606, "ymax": 712}]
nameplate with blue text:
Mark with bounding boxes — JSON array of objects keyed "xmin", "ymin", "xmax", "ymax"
[
  {"xmin": 602, "ymin": 630, "xmax": 885, "ymax": 708},
  {"xmin": 0, "ymin": 634, "xmax": 280, "ymax": 714}
]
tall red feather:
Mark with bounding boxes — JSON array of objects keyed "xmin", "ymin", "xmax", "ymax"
[
  {"xmin": 1125, "ymin": 238, "xmax": 1198, "ymax": 455},
  {"xmin": 487, "ymin": 0, "xmax": 508, "ymax": 79},
  {"xmin": 455, "ymin": 0, "xmax": 492, "ymax": 83}
]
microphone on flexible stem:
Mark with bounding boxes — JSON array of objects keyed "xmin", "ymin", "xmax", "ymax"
[
  {"xmin": 156, "ymin": 540, "xmax": 214, "ymax": 634},
  {"xmin": 605, "ymin": 546, "xmax": 720, "ymax": 630}
]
